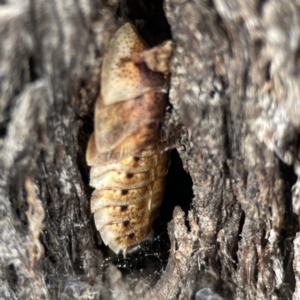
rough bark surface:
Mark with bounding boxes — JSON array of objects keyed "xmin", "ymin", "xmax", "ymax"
[{"xmin": 1, "ymin": 0, "xmax": 300, "ymax": 299}]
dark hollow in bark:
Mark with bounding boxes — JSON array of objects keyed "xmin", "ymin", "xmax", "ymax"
[{"xmin": 1, "ymin": 0, "xmax": 300, "ymax": 299}]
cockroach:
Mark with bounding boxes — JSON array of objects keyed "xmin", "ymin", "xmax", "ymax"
[{"xmin": 86, "ymin": 23, "xmax": 172, "ymax": 255}]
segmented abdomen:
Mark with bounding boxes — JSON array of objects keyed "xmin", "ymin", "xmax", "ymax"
[{"xmin": 88, "ymin": 141, "xmax": 168, "ymax": 254}]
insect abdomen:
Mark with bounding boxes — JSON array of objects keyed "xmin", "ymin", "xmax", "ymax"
[{"xmin": 88, "ymin": 141, "xmax": 168, "ymax": 254}]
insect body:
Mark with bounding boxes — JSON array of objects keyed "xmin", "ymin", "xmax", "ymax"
[{"xmin": 86, "ymin": 23, "xmax": 172, "ymax": 255}]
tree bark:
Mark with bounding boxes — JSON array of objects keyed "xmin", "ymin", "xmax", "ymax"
[{"xmin": 1, "ymin": 0, "xmax": 300, "ymax": 299}]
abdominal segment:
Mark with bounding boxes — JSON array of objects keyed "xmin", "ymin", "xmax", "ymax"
[{"xmin": 88, "ymin": 142, "xmax": 168, "ymax": 255}]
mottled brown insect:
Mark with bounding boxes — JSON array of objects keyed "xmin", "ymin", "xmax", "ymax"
[{"xmin": 86, "ymin": 23, "xmax": 172, "ymax": 255}]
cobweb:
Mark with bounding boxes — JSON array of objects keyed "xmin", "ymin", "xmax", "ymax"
[{"xmin": 53, "ymin": 148, "xmax": 193, "ymax": 299}]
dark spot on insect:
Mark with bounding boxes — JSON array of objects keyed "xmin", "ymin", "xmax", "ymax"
[
  {"xmin": 121, "ymin": 189, "xmax": 128, "ymax": 195},
  {"xmin": 128, "ymin": 233, "xmax": 135, "ymax": 239},
  {"xmin": 127, "ymin": 173, "xmax": 134, "ymax": 179},
  {"xmin": 134, "ymin": 95, "xmax": 143, "ymax": 100},
  {"xmin": 120, "ymin": 205, "xmax": 128, "ymax": 212},
  {"xmin": 148, "ymin": 122, "xmax": 156, "ymax": 129},
  {"xmin": 123, "ymin": 220, "xmax": 130, "ymax": 227},
  {"xmin": 134, "ymin": 157, "xmax": 140, "ymax": 162},
  {"xmin": 210, "ymin": 91, "xmax": 215, "ymax": 98}
]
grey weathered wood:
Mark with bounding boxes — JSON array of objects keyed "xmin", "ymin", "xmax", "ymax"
[{"xmin": 0, "ymin": 0, "xmax": 299, "ymax": 299}]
